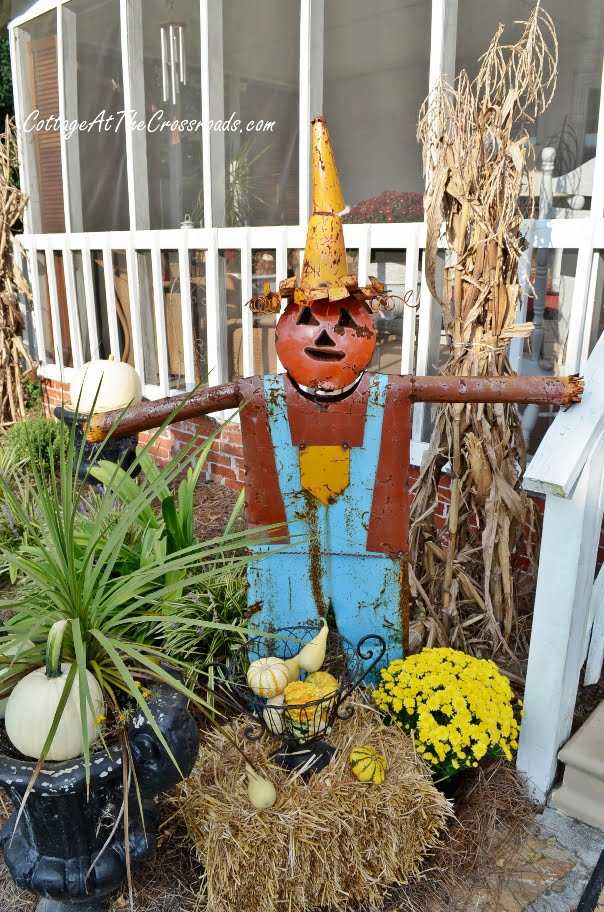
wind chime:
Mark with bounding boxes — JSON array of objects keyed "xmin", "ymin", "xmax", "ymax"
[{"xmin": 160, "ymin": 20, "xmax": 186, "ymax": 105}]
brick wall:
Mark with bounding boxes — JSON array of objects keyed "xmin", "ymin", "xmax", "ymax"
[
  {"xmin": 137, "ymin": 418, "xmax": 245, "ymax": 491},
  {"xmin": 41, "ymin": 376, "xmax": 604, "ymax": 565}
]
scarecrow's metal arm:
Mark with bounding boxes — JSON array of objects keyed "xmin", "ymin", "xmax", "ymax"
[
  {"xmin": 87, "ymin": 373, "xmax": 584, "ymax": 444},
  {"xmin": 87, "ymin": 381, "xmax": 244, "ymax": 443},
  {"xmin": 405, "ymin": 374, "xmax": 584, "ymax": 406}
]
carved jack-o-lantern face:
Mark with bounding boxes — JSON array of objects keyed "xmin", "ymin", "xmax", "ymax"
[{"xmin": 275, "ymin": 297, "xmax": 376, "ymax": 392}]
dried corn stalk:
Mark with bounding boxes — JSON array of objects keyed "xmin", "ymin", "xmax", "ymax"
[
  {"xmin": 0, "ymin": 116, "xmax": 33, "ymax": 427},
  {"xmin": 410, "ymin": 5, "xmax": 557, "ymax": 662}
]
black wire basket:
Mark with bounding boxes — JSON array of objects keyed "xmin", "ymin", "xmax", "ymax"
[{"xmin": 201, "ymin": 624, "xmax": 386, "ymax": 776}]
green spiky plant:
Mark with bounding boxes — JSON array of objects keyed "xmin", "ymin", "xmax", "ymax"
[
  {"xmin": 0, "ymin": 438, "xmax": 39, "ymax": 579},
  {"xmin": 0, "ymin": 401, "xmax": 281, "ymax": 786},
  {"xmin": 90, "ymin": 447, "xmax": 249, "ymax": 673}
]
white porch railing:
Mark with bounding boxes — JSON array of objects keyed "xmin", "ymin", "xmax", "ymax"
[
  {"xmin": 19, "ymin": 222, "xmax": 426, "ymax": 387},
  {"xmin": 517, "ymin": 329, "xmax": 604, "ymax": 800},
  {"xmin": 15, "ymin": 215, "xmax": 604, "ymax": 443},
  {"xmin": 15, "ymin": 221, "xmax": 440, "ymax": 464}
]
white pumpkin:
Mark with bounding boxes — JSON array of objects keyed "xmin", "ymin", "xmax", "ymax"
[
  {"xmin": 246, "ymin": 657, "xmax": 289, "ymax": 698},
  {"xmin": 0, "ymin": 638, "xmax": 35, "ymax": 719},
  {"xmin": 5, "ymin": 662, "xmax": 105, "ymax": 761},
  {"xmin": 69, "ymin": 355, "xmax": 142, "ymax": 414}
]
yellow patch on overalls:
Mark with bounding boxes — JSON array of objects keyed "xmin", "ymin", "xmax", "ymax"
[{"xmin": 298, "ymin": 446, "xmax": 350, "ymax": 506}]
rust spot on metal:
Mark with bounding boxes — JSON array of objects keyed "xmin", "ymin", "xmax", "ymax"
[
  {"xmin": 399, "ymin": 556, "xmax": 410, "ymax": 655},
  {"xmin": 284, "ymin": 372, "xmax": 371, "ymax": 447},
  {"xmin": 300, "ymin": 489, "xmax": 329, "ymax": 617},
  {"xmin": 405, "ymin": 374, "xmax": 584, "ymax": 407},
  {"xmin": 239, "ymin": 377, "xmax": 289, "ymax": 542},
  {"xmin": 245, "ymin": 601, "xmax": 263, "ymax": 618},
  {"xmin": 365, "ymin": 381, "xmax": 411, "ymax": 554}
]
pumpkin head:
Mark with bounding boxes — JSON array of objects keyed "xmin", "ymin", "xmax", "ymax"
[{"xmin": 275, "ymin": 297, "xmax": 376, "ymax": 392}]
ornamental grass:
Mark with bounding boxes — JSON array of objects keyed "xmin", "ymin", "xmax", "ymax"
[{"xmin": 373, "ymin": 647, "xmax": 522, "ymax": 780}]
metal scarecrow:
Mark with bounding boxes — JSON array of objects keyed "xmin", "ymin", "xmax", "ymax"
[{"xmin": 89, "ymin": 117, "xmax": 583, "ymax": 662}]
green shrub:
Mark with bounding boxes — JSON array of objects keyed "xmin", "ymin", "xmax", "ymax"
[
  {"xmin": 23, "ymin": 379, "xmax": 43, "ymax": 413},
  {"xmin": 0, "ymin": 444, "xmax": 38, "ymax": 579},
  {"xmin": 3, "ymin": 418, "xmax": 64, "ymax": 472}
]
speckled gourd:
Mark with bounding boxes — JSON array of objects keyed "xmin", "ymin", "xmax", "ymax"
[
  {"xmin": 349, "ymin": 744, "xmax": 387, "ymax": 784},
  {"xmin": 246, "ymin": 656, "xmax": 289, "ymax": 698}
]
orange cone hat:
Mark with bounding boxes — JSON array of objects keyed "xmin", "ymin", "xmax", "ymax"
[
  {"xmin": 247, "ymin": 116, "xmax": 386, "ymax": 313},
  {"xmin": 299, "ymin": 117, "xmax": 349, "ymax": 299}
]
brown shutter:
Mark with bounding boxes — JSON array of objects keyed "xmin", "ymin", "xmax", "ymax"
[{"xmin": 28, "ymin": 34, "xmax": 65, "ymax": 233}]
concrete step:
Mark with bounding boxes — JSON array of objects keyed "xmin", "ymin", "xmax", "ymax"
[{"xmin": 551, "ymin": 701, "xmax": 604, "ymax": 831}]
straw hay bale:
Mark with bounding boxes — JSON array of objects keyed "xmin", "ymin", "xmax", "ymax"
[{"xmin": 176, "ymin": 704, "xmax": 452, "ymax": 912}]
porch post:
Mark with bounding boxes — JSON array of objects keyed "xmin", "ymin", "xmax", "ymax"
[
  {"xmin": 200, "ymin": 0, "xmax": 226, "ymax": 228},
  {"xmin": 412, "ymin": 0, "xmax": 458, "ymax": 440},
  {"xmin": 57, "ymin": 4, "xmax": 83, "ymax": 234},
  {"xmin": 120, "ymin": 0, "xmax": 150, "ymax": 230},
  {"xmin": 517, "ymin": 437, "xmax": 604, "ymax": 799},
  {"xmin": 299, "ymin": 0, "xmax": 324, "ymax": 227},
  {"xmin": 569, "ymin": 57, "xmax": 604, "ymax": 370},
  {"xmin": 9, "ymin": 26, "xmax": 41, "ymax": 233},
  {"xmin": 200, "ymin": 0, "xmax": 228, "ymax": 394}
]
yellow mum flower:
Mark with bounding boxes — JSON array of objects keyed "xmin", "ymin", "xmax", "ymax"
[{"xmin": 373, "ymin": 647, "xmax": 523, "ymax": 779}]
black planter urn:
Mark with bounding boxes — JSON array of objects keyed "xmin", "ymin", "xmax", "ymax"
[
  {"xmin": 54, "ymin": 407, "xmax": 140, "ymax": 483},
  {"xmin": 0, "ymin": 684, "xmax": 199, "ymax": 911}
]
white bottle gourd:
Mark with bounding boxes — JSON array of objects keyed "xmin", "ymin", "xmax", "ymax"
[
  {"xmin": 262, "ymin": 693, "xmax": 285, "ymax": 734},
  {"xmin": 296, "ymin": 619, "xmax": 329, "ymax": 673},
  {"xmin": 283, "ymin": 654, "xmax": 301, "ymax": 683},
  {"xmin": 246, "ymin": 764, "xmax": 277, "ymax": 809},
  {"xmin": 5, "ymin": 620, "xmax": 105, "ymax": 762}
]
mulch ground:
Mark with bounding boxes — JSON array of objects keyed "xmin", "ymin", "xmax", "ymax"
[{"xmin": 190, "ymin": 478, "xmax": 241, "ymax": 542}]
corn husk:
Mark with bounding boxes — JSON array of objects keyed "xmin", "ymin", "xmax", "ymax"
[
  {"xmin": 410, "ymin": 4, "xmax": 558, "ymax": 662},
  {"xmin": 0, "ymin": 117, "xmax": 34, "ymax": 428}
]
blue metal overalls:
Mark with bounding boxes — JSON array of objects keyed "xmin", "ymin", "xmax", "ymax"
[{"xmin": 247, "ymin": 373, "xmax": 405, "ymax": 663}]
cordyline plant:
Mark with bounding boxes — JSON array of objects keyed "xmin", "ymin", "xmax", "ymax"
[
  {"xmin": 0, "ymin": 399, "xmax": 281, "ymax": 788},
  {"xmin": 410, "ymin": 4, "xmax": 557, "ymax": 662}
]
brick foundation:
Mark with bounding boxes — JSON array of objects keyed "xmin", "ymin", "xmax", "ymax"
[{"xmin": 41, "ymin": 377, "xmax": 604, "ymax": 566}]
